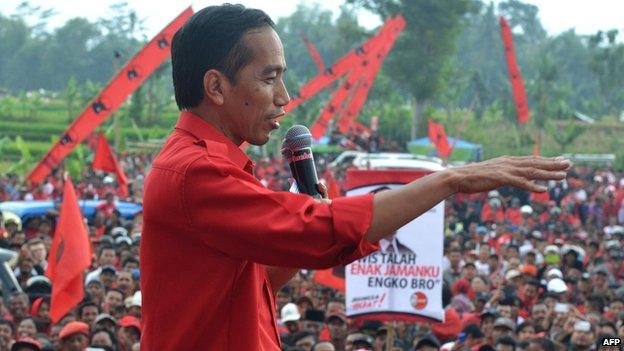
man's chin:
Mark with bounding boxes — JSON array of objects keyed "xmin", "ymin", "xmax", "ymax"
[{"xmin": 247, "ymin": 134, "xmax": 271, "ymax": 146}]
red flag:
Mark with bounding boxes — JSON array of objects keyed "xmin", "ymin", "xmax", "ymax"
[
  {"xmin": 500, "ymin": 16, "xmax": 531, "ymax": 124},
  {"xmin": 428, "ymin": 120, "xmax": 452, "ymax": 158},
  {"xmin": 300, "ymin": 32, "xmax": 325, "ymax": 73},
  {"xmin": 46, "ymin": 176, "xmax": 92, "ymax": 323},
  {"xmin": 313, "ymin": 267, "xmax": 345, "ymax": 292},
  {"xmin": 93, "ymin": 133, "xmax": 129, "ymax": 197}
]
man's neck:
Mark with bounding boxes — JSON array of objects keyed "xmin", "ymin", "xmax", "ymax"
[{"xmin": 187, "ymin": 106, "xmax": 242, "ymax": 146}]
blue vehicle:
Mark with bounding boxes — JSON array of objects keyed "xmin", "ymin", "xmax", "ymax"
[{"xmin": 0, "ymin": 200, "xmax": 142, "ymax": 223}]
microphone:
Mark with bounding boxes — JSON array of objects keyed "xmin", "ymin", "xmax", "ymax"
[{"xmin": 281, "ymin": 125, "xmax": 321, "ymax": 199}]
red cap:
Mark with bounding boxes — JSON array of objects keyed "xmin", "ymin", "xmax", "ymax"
[
  {"xmin": 11, "ymin": 337, "xmax": 41, "ymax": 351},
  {"xmin": 118, "ymin": 315, "xmax": 142, "ymax": 332},
  {"xmin": 520, "ymin": 264, "xmax": 538, "ymax": 277},
  {"xmin": 59, "ymin": 321, "xmax": 89, "ymax": 340}
]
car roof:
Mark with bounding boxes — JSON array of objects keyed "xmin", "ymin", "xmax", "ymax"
[
  {"xmin": 356, "ymin": 158, "xmax": 446, "ymax": 171},
  {"xmin": 0, "ymin": 200, "xmax": 142, "ymax": 222}
]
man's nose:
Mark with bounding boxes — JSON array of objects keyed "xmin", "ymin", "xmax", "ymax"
[{"xmin": 275, "ymin": 78, "xmax": 290, "ymax": 107}]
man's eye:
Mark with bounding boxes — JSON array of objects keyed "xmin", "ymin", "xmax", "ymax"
[{"xmin": 265, "ymin": 77, "xmax": 276, "ymax": 84}]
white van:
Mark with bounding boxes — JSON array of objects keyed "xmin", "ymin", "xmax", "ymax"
[
  {"xmin": 329, "ymin": 151, "xmax": 443, "ymax": 170},
  {"xmin": 359, "ymin": 158, "xmax": 445, "ymax": 171}
]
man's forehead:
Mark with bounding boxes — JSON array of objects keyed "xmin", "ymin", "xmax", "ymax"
[{"xmin": 243, "ymin": 28, "xmax": 285, "ymax": 67}]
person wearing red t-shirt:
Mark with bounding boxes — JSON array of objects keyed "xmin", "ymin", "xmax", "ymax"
[
  {"xmin": 140, "ymin": 6, "xmax": 570, "ymax": 350},
  {"xmin": 482, "ymin": 199, "xmax": 505, "ymax": 224},
  {"xmin": 518, "ymin": 279, "xmax": 539, "ymax": 319},
  {"xmin": 530, "ymin": 183, "xmax": 550, "ymax": 204},
  {"xmin": 505, "ymin": 197, "xmax": 522, "ymax": 225},
  {"xmin": 96, "ymin": 192, "xmax": 117, "ymax": 219}
]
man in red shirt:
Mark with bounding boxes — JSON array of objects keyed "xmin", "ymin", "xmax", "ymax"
[
  {"xmin": 141, "ymin": 4, "xmax": 571, "ymax": 350},
  {"xmin": 96, "ymin": 192, "xmax": 117, "ymax": 218}
]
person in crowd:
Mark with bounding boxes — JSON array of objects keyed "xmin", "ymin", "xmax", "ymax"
[
  {"xmin": 89, "ymin": 328, "xmax": 119, "ymax": 351},
  {"xmin": 77, "ymin": 302, "xmax": 100, "ymax": 327},
  {"xmin": 58, "ymin": 322, "xmax": 89, "ymax": 351}
]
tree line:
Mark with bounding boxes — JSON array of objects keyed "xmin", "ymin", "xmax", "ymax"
[{"xmin": 1, "ymin": 1, "xmax": 623, "ymax": 143}]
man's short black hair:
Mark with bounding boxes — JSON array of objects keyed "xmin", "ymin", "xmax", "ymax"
[
  {"xmin": 495, "ymin": 336, "xmax": 516, "ymax": 350},
  {"xmin": 172, "ymin": 4, "xmax": 275, "ymax": 109},
  {"xmin": 449, "ymin": 247, "xmax": 462, "ymax": 254},
  {"xmin": 90, "ymin": 328, "xmax": 119, "ymax": 349},
  {"xmin": 292, "ymin": 330, "xmax": 316, "ymax": 343},
  {"xmin": 78, "ymin": 301, "xmax": 101, "ymax": 317},
  {"xmin": 530, "ymin": 337, "xmax": 555, "ymax": 351},
  {"xmin": 98, "ymin": 246, "xmax": 116, "ymax": 257},
  {"xmin": 121, "ymin": 257, "xmax": 139, "ymax": 269}
]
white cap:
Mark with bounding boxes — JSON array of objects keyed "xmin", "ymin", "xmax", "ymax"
[
  {"xmin": 505, "ymin": 269, "xmax": 521, "ymax": 281},
  {"xmin": 520, "ymin": 205, "xmax": 533, "ymax": 214},
  {"xmin": 546, "ymin": 268, "xmax": 563, "ymax": 279},
  {"xmin": 489, "ymin": 198, "xmax": 502, "ymax": 208},
  {"xmin": 488, "ymin": 190, "xmax": 500, "ymax": 198},
  {"xmin": 544, "ymin": 245, "xmax": 560, "ymax": 255},
  {"xmin": 280, "ymin": 303, "xmax": 300, "ymax": 323},
  {"xmin": 547, "ymin": 278, "xmax": 568, "ymax": 293},
  {"xmin": 131, "ymin": 290, "xmax": 141, "ymax": 307}
]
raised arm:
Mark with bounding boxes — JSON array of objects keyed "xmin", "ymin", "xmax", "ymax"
[{"xmin": 365, "ymin": 156, "xmax": 570, "ymax": 242}]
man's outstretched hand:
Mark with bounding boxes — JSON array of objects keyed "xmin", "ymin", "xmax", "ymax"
[
  {"xmin": 366, "ymin": 155, "xmax": 571, "ymax": 243},
  {"xmin": 448, "ymin": 155, "xmax": 571, "ymax": 194}
]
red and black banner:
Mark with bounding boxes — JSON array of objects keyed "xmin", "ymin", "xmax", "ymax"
[
  {"xmin": 27, "ymin": 7, "xmax": 194, "ymax": 184},
  {"xmin": 428, "ymin": 120, "xmax": 452, "ymax": 158},
  {"xmin": 500, "ymin": 16, "xmax": 530, "ymax": 125}
]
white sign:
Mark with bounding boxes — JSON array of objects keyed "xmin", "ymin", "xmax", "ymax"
[{"xmin": 345, "ymin": 182, "xmax": 445, "ymax": 322}]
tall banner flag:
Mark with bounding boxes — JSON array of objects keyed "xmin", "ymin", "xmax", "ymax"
[
  {"xmin": 93, "ymin": 133, "xmax": 129, "ymax": 197},
  {"xmin": 428, "ymin": 120, "xmax": 452, "ymax": 158},
  {"xmin": 310, "ymin": 17, "xmax": 404, "ymax": 139},
  {"xmin": 300, "ymin": 32, "xmax": 325, "ymax": 73},
  {"xmin": 46, "ymin": 176, "xmax": 92, "ymax": 323},
  {"xmin": 500, "ymin": 16, "xmax": 531, "ymax": 125},
  {"xmin": 27, "ymin": 7, "xmax": 194, "ymax": 184},
  {"xmin": 344, "ymin": 169, "xmax": 445, "ymax": 322}
]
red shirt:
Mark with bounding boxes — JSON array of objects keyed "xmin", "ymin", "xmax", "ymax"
[
  {"xmin": 96, "ymin": 202, "xmax": 116, "ymax": 218},
  {"xmin": 505, "ymin": 208, "xmax": 522, "ymax": 225},
  {"xmin": 141, "ymin": 112, "xmax": 377, "ymax": 350}
]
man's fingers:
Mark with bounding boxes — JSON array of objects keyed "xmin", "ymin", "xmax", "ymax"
[
  {"xmin": 507, "ymin": 175, "xmax": 547, "ymax": 192},
  {"xmin": 517, "ymin": 168, "xmax": 567, "ymax": 181},
  {"xmin": 514, "ymin": 156, "xmax": 572, "ymax": 171},
  {"xmin": 316, "ymin": 183, "xmax": 329, "ymax": 199}
]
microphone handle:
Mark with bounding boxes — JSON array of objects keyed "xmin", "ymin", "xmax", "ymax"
[{"xmin": 288, "ymin": 147, "xmax": 321, "ymax": 199}]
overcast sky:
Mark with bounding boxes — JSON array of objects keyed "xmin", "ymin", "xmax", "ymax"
[{"xmin": 1, "ymin": 0, "xmax": 622, "ymax": 39}]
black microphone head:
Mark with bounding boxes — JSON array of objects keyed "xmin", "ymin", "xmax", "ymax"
[{"xmin": 281, "ymin": 125, "xmax": 312, "ymax": 156}]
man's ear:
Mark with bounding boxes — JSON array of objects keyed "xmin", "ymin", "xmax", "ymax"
[{"xmin": 203, "ymin": 69, "xmax": 226, "ymax": 105}]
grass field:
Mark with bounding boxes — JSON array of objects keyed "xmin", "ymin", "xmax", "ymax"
[{"xmin": 1, "ymin": 94, "xmax": 623, "ymax": 175}]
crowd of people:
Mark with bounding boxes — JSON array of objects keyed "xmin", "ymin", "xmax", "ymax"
[{"xmin": 0, "ymin": 150, "xmax": 623, "ymax": 351}]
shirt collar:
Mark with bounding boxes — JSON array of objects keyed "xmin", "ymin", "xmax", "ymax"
[{"xmin": 175, "ymin": 111, "xmax": 253, "ymax": 171}]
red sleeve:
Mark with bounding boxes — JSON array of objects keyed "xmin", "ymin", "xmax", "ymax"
[{"xmin": 182, "ymin": 155, "xmax": 377, "ymax": 269}]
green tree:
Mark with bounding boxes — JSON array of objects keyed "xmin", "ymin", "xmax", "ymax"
[
  {"xmin": 348, "ymin": 0, "xmax": 476, "ymax": 139},
  {"xmin": 128, "ymin": 85, "xmax": 145, "ymax": 126},
  {"xmin": 144, "ymin": 64, "xmax": 170, "ymax": 127},
  {"xmin": 0, "ymin": 14, "xmax": 30, "ymax": 89},
  {"xmin": 545, "ymin": 121, "xmax": 585, "ymax": 153},
  {"xmin": 588, "ymin": 30, "xmax": 624, "ymax": 115},
  {"xmin": 64, "ymin": 77, "xmax": 78, "ymax": 122}
]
